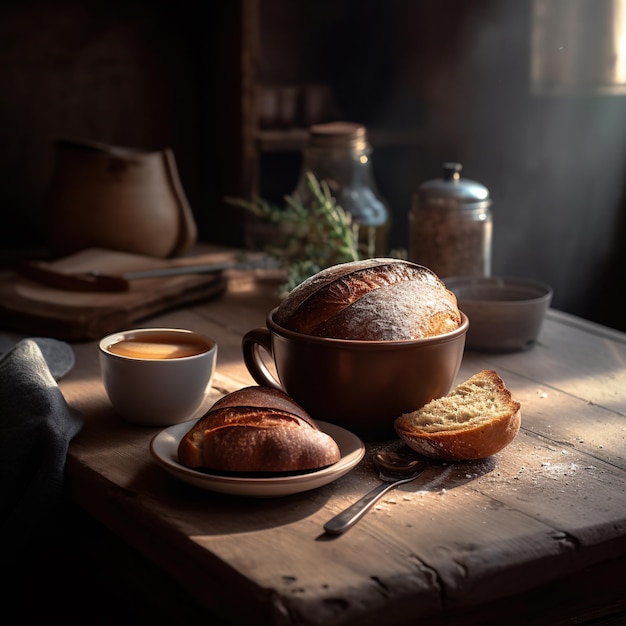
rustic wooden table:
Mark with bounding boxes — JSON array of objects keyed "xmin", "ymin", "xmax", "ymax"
[{"xmin": 58, "ymin": 270, "xmax": 626, "ymax": 626}]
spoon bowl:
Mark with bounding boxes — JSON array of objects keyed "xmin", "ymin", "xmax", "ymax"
[
  {"xmin": 373, "ymin": 450, "xmax": 425, "ymax": 476},
  {"xmin": 323, "ymin": 449, "xmax": 428, "ymax": 535}
]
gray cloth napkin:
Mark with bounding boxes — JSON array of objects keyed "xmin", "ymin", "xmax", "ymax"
[{"xmin": 0, "ymin": 335, "xmax": 83, "ymax": 566}]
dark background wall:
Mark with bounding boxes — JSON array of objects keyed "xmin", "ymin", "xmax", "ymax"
[
  {"xmin": 0, "ymin": 0, "xmax": 623, "ymax": 331},
  {"xmin": 0, "ymin": 0, "xmax": 215, "ymax": 247}
]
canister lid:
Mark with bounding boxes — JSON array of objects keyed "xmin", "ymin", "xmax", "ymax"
[{"xmin": 417, "ymin": 163, "xmax": 491, "ymax": 210}]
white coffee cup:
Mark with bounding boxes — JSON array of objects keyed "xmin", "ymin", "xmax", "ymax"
[{"xmin": 99, "ymin": 327, "xmax": 217, "ymax": 426}]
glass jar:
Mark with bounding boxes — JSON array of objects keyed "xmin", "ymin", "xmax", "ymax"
[
  {"xmin": 409, "ymin": 162, "xmax": 492, "ymax": 278},
  {"xmin": 292, "ymin": 121, "xmax": 390, "ymax": 258}
]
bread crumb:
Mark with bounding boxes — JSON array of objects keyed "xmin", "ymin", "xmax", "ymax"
[{"xmin": 396, "ymin": 370, "xmax": 518, "ymax": 433}]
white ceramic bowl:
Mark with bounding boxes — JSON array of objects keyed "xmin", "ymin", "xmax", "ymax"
[{"xmin": 445, "ymin": 276, "xmax": 553, "ymax": 353}]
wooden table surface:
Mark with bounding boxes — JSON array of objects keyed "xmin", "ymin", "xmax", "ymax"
[{"xmin": 59, "ymin": 270, "xmax": 626, "ymax": 626}]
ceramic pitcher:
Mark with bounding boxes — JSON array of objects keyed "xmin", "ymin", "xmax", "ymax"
[{"xmin": 44, "ymin": 137, "xmax": 197, "ymax": 258}]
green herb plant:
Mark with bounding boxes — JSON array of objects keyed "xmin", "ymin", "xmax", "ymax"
[{"xmin": 226, "ymin": 172, "xmax": 361, "ymax": 294}]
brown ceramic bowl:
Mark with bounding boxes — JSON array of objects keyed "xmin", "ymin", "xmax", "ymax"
[
  {"xmin": 445, "ymin": 276, "xmax": 553, "ymax": 353},
  {"xmin": 242, "ymin": 308, "xmax": 469, "ymax": 441}
]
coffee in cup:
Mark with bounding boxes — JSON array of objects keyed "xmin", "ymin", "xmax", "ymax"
[
  {"xmin": 99, "ymin": 327, "xmax": 217, "ymax": 427},
  {"xmin": 104, "ymin": 330, "xmax": 213, "ymax": 360}
]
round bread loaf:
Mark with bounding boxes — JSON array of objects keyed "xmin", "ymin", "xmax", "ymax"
[
  {"xmin": 394, "ymin": 369, "xmax": 521, "ymax": 461},
  {"xmin": 177, "ymin": 386, "xmax": 341, "ymax": 473},
  {"xmin": 273, "ymin": 258, "xmax": 462, "ymax": 340}
]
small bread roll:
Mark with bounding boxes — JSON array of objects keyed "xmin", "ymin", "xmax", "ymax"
[
  {"xmin": 273, "ymin": 258, "xmax": 462, "ymax": 341},
  {"xmin": 178, "ymin": 386, "xmax": 341, "ymax": 473},
  {"xmin": 394, "ymin": 370, "xmax": 521, "ymax": 461}
]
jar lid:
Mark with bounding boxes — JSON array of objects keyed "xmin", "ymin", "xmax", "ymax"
[
  {"xmin": 417, "ymin": 163, "xmax": 491, "ymax": 210},
  {"xmin": 307, "ymin": 121, "xmax": 369, "ymax": 152}
]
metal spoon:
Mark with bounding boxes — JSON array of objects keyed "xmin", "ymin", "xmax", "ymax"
[{"xmin": 323, "ymin": 449, "xmax": 428, "ymax": 535}]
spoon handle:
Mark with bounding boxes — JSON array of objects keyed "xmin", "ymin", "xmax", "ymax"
[{"xmin": 323, "ymin": 477, "xmax": 414, "ymax": 535}]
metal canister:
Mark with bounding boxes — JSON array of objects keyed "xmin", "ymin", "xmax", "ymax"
[{"xmin": 409, "ymin": 162, "xmax": 492, "ymax": 278}]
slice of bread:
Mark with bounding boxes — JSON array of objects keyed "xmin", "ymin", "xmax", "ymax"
[{"xmin": 394, "ymin": 370, "xmax": 521, "ymax": 461}]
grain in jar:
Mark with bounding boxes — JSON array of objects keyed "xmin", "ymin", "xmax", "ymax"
[{"xmin": 409, "ymin": 162, "xmax": 492, "ymax": 278}]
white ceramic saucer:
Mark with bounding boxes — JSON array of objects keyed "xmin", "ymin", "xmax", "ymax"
[{"xmin": 150, "ymin": 419, "xmax": 365, "ymax": 497}]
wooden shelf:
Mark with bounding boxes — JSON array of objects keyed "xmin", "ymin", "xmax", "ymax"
[
  {"xmin": 255, "ymin": 127, "xmax": 432, "ymax": 153},
  {"xmin": 255, "ymin": 128, "xmax": 309, "ymax": 152}
]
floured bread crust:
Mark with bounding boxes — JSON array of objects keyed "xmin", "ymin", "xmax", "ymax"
[{"xmin": 274, "ymin": 258, "xmax": 461, "ymax": 341}]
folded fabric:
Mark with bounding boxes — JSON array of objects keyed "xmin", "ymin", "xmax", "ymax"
[{"xmin": 0, "ymin": 336, "xmax": 83, "ymax": 566}]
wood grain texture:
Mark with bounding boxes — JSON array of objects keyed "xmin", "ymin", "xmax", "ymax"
[
  {"xmin": 0, "ymin": 248, "xmax": 243, "ymax": 340},
  {"xmin": 59, "ymin": 271, "xmax": 626, "ymax": 626}
]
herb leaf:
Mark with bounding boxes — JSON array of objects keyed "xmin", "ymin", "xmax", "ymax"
[{"xmin": 226, "ymin": 172, "xmax": 361, "ymax": 293}]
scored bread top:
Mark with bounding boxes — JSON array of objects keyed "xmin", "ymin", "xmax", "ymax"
[
  {"xmin": 177, "ymin": 386, "xmax": 341, "ymax": 472},
  {"xmin": 274, "ymin": 258, "xmax": 462, "ymax": 340},
  {"xmin": 189, "ymin": 411, "xmax": 340, "ymax": 472},
  {"xmin": 207, "ymin": 385, "xmax": 318, "ymax": 428}
]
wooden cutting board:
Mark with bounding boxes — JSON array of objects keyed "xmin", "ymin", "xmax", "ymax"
[{"xmin": 0, "ymin": 247, "xmax": 236, "ymax": 341}]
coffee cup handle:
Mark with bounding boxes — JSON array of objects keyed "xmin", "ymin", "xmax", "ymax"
[{"xmin": 242, "ymin": 328, "xmax": 284, "ymax": 392}]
